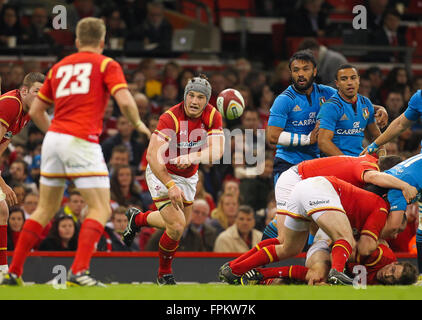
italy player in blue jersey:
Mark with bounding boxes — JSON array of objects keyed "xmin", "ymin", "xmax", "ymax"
[
  {"xmin": 267, "ymin": 50, "xmax": 336, "ymax": 185},
  {"xmin": 317, "ymin": 64, "xmax": 384, "ymax": 157},
  {"xmin": 362, "ymin": 90, "xmax": 422, "ymax": 284}
]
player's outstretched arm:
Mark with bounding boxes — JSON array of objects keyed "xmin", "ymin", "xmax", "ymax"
[
  {"xmin": 28, "ymin": 97, "xmax": 51, "ymax": 133},
  {"xmin": 114, "ymin": 88, "xmax": 151, "ymax": 138},
  {"xmin": 192, "ymin": 135, "xmax": 225, "ymax": 164},
  {"xmin": 361, "ymin": 113, "xmax": 414, "ymax": 155},
  {"xmin": 363, "ymin": 170, "xmax": 418, "ymax": 204}
]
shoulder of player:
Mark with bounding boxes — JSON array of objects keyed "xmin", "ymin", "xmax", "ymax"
[
  {"xmin": 0, "ymin": 90, "xmax": 22, "ymax": 106},
  {"xmin": 357, "ymin": 94, "xmax": 374, "ymax": 108},
  {"xmin": 315, "ymin": 83, "xmax": 336, "ymax": 96},
  {"xmin": 321, "ymin": 94, "xmax": 343, "ymax": 109}
]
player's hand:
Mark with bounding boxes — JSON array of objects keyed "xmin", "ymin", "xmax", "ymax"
[
  {"xmin": 306, "ymin": 268, "xmax": 325, "ymax": 286},
  {"xmin": 1, "ymin": 183, "xmax": 18, "ymax": 206},
  {"xmin": 374, "ymin": 105, "xmax": 388, "ymax": 129},
  {"xmin": 360, "ymin": 141, "xmax": 379, "ymax": 156},
  {"xmin": 170, "ymin": 154, "xmax": 192, "ymax": 170},
  {"xmin": 168, "ymin": 184, "xmax": 185, "ymax": 211},
  {"xmin": 402, "ymin": 184, "xmax": 419, "ymax": 204},
  {"xmin": 309, "ymin": 121, "xmax": 320, "ymax": 145},
  {"xmin": 135, "ymin": 120, "xmax": 151, "ymax": 139}
]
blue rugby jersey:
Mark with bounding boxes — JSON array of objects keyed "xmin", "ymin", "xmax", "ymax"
[
  {"xmin": 268, "ymin": 83, "xmax": 336, "ymax": 164},
  {"xmin": 385, "ymin": 153, "xmax": 422, "ymax": 211},
  {"xmin": 317, "ymin": 92, "xmax": 375, "ymax": 156}
]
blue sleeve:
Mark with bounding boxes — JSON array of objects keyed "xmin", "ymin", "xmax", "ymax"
[
  {"xmin": 323, "ymin": 86, "xmax": 337, "ymax": 98},
  {"xmin": 366, "ymin": 97, "xmax": 375, "ymax": 124},
  {"xmin": 387, "ymin": 188, "xmax": 407, "ymax": 211},
  {"xmin": 317, "ymin": 102, "xmax": 340, "ymax": 131},
  {"xmin": 268, "ymin": 94, "xmax": 292, "ymax": 128},
  {"xmin": 404, "ymin": 91, "xmax": 422, "ymax": 122}
]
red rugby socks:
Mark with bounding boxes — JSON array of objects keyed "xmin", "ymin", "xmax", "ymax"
[
  {"xmin": 257, "ymin": 265, "xmax": 309, "ymax": 282},
  {"xmin": 158, "ymin": 231, "xmax": 179, "ymax": 277},
  {"xmin": 229, "ymin": 237, "xmax": 280, "ymax": 267},
  {"xmin": 331, "ymin": 239, "xmax": 353, "ymax": 272},
  {"xmin": 134, "ymin": 210, "xmax": 152, "ymax": 227},
  {"xmin": 231, "ymin": 244, "xmax": 280, "ymax": 275}
]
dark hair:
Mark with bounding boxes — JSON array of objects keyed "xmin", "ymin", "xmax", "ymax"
[
  {"xmin": 397, "ymin": 261, "xmax": 418, "ymax": 285},
  {"xmin": 22, "ymin": 72, "xmax": 45, "ymax": 88},
  {"xmin": 110, "ymin": 164, "xmax": 142, "ymax": 207},
  {"xmin": 111, "ymin": 144, "xmax": 130, "ymax": 155},
  {"xmin": 288, "ymin": 50, "xmax": 317, "ymax": 70},
  {"xmin": 383, "ymin": 8, "xmax": 401, "ymax": 20},
  {"xmin": 298, "ymin": 38, "xmax": 320, "ymax": 51},
  {"xmin": 7, "ymin": 206, "xmax": 25, "ymax": 250},
  {"xmin": 44, "ymin": 214, "xmax": 79, "ymax": 250},
  {"xmin": 378, "ymin": 155, "xmax": 403, "ymax": 171},
  {"xmin": 363, "ymin": 183, "xmax": 389, "ymax": 199},
  {"xmin": 335, "ymin": 64, "xmax": 358, "ymax": 80},
  {"xmin": 238, "ymin": 205, "xmax": 255, "ymax": 215}
]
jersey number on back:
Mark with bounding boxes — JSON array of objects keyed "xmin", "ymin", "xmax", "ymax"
[{"xmin": 56, "ymin": 63, "xmax": 92, "ymax": 98}]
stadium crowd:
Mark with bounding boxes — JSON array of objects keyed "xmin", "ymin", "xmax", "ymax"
[{"xmin": 0, "ymin": 0, "xmax": 420, "ymax": 257}]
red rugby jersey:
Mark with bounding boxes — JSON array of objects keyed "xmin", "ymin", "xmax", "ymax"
[
  {"xmin": 37, "ymin": 51, "xmax": 127, "ymax": 143},
  {"xmin": 298, "ymin": 154, "xmax": 379, "ymax": 188},
  {"xmin": 347, "ymin": 244, "xmax": 396, "ymax": 285},
  {"xmin": 0, "ymin": 90, "xmax": 30, "ymax": 144},
  {"xmin": 153, "ymin": 102, "xmax": 223, "ymax": 178},
  {"xmin": 324, "ymin": 176, "xmax": 390, "ymax": 242}
]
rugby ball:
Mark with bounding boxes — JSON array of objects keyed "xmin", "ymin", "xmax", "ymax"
[{"xmin": 216, "ymin": 88, "xmax": 245, "ymax": 120}]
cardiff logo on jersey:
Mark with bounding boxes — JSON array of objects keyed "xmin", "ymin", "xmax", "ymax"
[
  {"xmin": 362, "ymin": 107, "xmax": 370, "ymax": 120},
  {"xmin": 319, "ymin": 97, "xmax": 326, "ymax": 106}
]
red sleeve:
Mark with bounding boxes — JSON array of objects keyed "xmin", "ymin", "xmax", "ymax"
[
  {"xmin": 355, "ymin": 160, "xmax": 380, "ymax": 184},
  {"xmin": 361, "ymin": 200, "xmax": 388, "ymax": 241},
  {"xmin": 102, "ymin": 58, "xmax": 128, "ymax": 96},
  {"xmin": 207, "ymin": 106, "xmax": 224, "ymax": 136},
  {"xmin": 154, "ymin": 112, "xmax": 176, "ymax": 142},
  {"xmin": 37, "ymin": 69, "xmax": 54, "ymax": 104},
  {"xmin": 0, "ymin": 97, "xmax": 21, "ymax": 129}
]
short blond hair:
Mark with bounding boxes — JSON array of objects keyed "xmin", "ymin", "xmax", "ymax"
[{"xmin": 76, "ymin": 17, "xmax": 106, "ymax": 47}]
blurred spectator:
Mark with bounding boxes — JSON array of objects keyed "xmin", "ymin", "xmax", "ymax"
[
  {"xmin": 23, "ymin": 60, "xmax": 43, "ymax": 74},
  {"xmin": 154, "ymin": 78, "xmax": 178, "ymax": 109},
  {"xmin": 257, "ymin": 84, "xmax": 275, "ymax": 129},
  {"xmin": 126, "ymin": 2, "xmax": 172, "ymax": 53},
  {"xmin": 8, "ymin": 159, "xmax": 37, "ymax": 193},
  {"xmin": 358, "ymin": 75, "xmax": 372, "ymax": 98},
  {"xmin": 55, "ymin": 190, "xmax": 86, "ymax": 225},
  {"xmin": 103, "ymin": 8, "xmax": 127, "ymax": 50},
  {"xmin": 412, "ymin": 76, "xmax": 422, "ymax": 92},
  {"xmin": 384, "ymin": 90, "xmax": 405, "ymax": 124},
  {"xmin": 269, "ymin": 60, "xmax": 291, "ymax": 94},
  {"xmin": 244, "ymin": 70, "xmax": 268, "ymax": 107},
  {"xmin": 99, "ymin": 98, "xmax": 118, "ymax": 143},
  {"xmin": 6, "ymin": 206, "xmax": 25, "ymax": 250},
  {"xmin": 213, "ymin": 205, "xmax": 262, "ymax": 252},
  {"xmin": 104, "ymin": 206, "xmax": 140, "ymax": 251},
  {"xmin": 22, "ymin": 192, "xmax": 38, "ymax": 219},
  {"xmin": 177, "ymin": 68, "xmax": 195, "ymax": 100},
  {"xmin": 108, "ymin": 144, "xmax": 130, "ymax": 177},
  {"xmin": 133, "ymin": 92, "xmax": 150, "ymax": 120},
  {"xmin": 67, "ymin": 0, "xmax": 101, "ymax": 32},
  {"xmin": 364, "ymin": 66, "xmax": 384, "ymax": 104},
  {"xmin": 3, "ymin": 64, "xmax": 24, "ymax": 92},
  {"xmin": 162, "ymin": 60, "xmax": 181, "ymax": 81},
  {"xmin": 195, "ymin": 170, "xmax": 216, "ymax": 213},
  {"xmin": 27, "ymin": 154, "xmax": 41, "ymax": 188},
  {"xmin": 0, "ymin": 5, "xmax": 22, "ymax": 48},
  {"xmin": 209, "ymin": 71, "xmax": 228, "ymax": 107},
  {"xmin": 365, "ymin": 0, "xmax": 390, "ymax": 31},
  {"xmin": 234, "ymin": 58, "xmax": 252, "ymax": 85},
  {"xmin": 367, "ymin": 8, "xmax": 407, "ymax": 63},
  {"xmin": 38, "ymin": 214, "xmax": 79, "ymax": 251},
  {"xmin": 131, "ymin": 69, "xmax": 146, "ymax": 94},
  {"xmin": 11, "ymin": 183, "xmax": 26, "ymax": 206},
  {"xmin": 298, "ymin": 38, "xmax": 348, "ymax": 87},
  {"xmin": 119, "ymin": 0, "xmax": 147, "ymax": 30},
  {"xmin": 110, "ymin": 164, "xmax": 144, "ymax": 209},
  {"xmin": 101, "ymin": 115, "xmax": 146, "ymax": 169},
  {"xmin": 136, "ymin": 58, "xmax": 162, "ymax": 99},
  {"xmin": 285, "ymin": 0, "xmax": 330, "ymax": 37},
  {"xmin": 234, "ymin": 85, "xmax": 254, "ymax": 110},
  {"xmin": 223, "ymin": 67, "xmax": 239, "ymax": 88},
  {"xmin": 209, "ymin": 192, "xmax": 239, "ymax": 235},
  {"xmin": 146, "ymin": 199, "xmax": 217, "ymax": 251},
  {"xmin": 20, "ymin": 6, "xmax": 54, "ymax": 48}
]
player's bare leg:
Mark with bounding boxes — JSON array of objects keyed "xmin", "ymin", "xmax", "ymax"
[
  {"xmin": 0, "ymin": 199, "xmax": 9, "ymax": 272},
  {"xmin": 2, "ymin": 184, "xmax": 64, "ymax": 285}
]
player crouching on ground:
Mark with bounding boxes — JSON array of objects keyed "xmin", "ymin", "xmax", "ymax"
[{"xmin": 122, "ymin": 75, "xmax": 225, "ymax": 285}]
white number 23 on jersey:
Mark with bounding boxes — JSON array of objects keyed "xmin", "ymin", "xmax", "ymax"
[{"xmin": 56, "ymin": 63, "xmax": 92, "ymax": 98}]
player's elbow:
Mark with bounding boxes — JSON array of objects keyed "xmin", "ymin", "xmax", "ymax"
[{"xmin": 357, "ymin": 237, "xmax": 377, "ymax": 257}]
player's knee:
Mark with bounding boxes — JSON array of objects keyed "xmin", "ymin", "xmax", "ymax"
[
  {"xmin": 0, "ymin": 201, "xmax": 8, "ymax": 223},
  {"xmin": 166, "ymin": 221, "xmax": 186, "ymax": 239}
]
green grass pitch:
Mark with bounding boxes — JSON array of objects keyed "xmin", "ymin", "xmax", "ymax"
[{"xmin": 0, "ymin": 283, "xmax": 421, "ymax": 300}]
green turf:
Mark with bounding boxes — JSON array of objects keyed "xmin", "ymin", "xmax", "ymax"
[{"xmin": 0, "ymin": 283, "xmax": 422, "ymax": 300}]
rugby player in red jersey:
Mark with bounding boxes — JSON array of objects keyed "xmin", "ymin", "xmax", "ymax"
[
  {"xmin": 122, "ymin": 75, "xmax": 225, "ymax": 285},
  {"xmin": 221, "ymin": 175, "xmax": 407, "ymax": 285},
  {"xmin": 0, "ymin": 72, "xmax": 45, "ymax": 273},
  {"xmin": 0, "ymin": 17, "xmax": 150, "ymax": 286},
  {"xmin": 241, "ymin": 243, "xmax": 417, "ymax": 286},
  {"xmin": 219, "ymin": 154, "xmax": 417, "ymax": 283}
]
